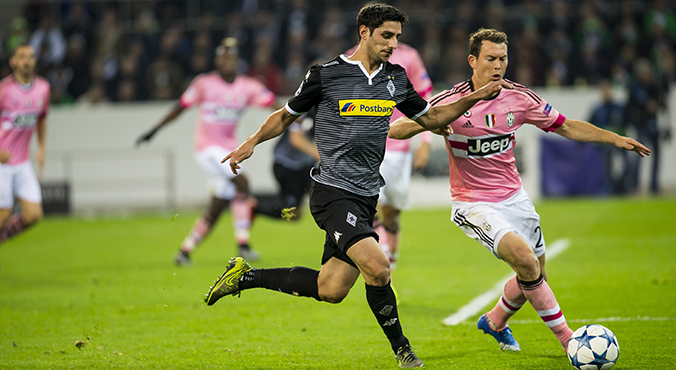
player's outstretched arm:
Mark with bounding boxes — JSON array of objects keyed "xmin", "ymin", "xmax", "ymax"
[
  {"xmin": 555, "ymin": 118, "xmax": 651, "ymax": 157},
  {"xmin": 223, "ymin": 108, "xmax": 300, "ymax": 174},
  {"xmin": 389, "ymin": 80, "xmax": 513, "ymax": 140},
  {"xmin": 136, "ymin": 102, "xmax": 185, "ymax": 147}
]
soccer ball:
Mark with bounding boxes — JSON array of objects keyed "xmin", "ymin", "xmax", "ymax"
[{"xmin": 567, "ymin": 324, "xmax": 620, "ymax": 370}]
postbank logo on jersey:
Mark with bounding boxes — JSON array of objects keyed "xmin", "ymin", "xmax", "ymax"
[{"xmin": 339, "ymin": 99, "xmax": 395, "ymax": 117}]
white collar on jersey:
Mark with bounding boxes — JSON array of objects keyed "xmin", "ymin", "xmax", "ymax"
[{"xmin": 340, "ymin": 54, "xmax": 383, "ymax": 86}]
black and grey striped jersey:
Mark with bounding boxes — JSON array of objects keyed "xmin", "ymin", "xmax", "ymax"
[{"xmin": 285, "ymin": 54, "xmax": 430, "ymax": 196}]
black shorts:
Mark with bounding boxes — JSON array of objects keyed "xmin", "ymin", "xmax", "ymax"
[
  {"xmin": 309, "ymin": 180, "xmax": 379, "ymax": 268},
  {"xmin": 273, "ymin": 162, "xmax": 314, "ymax": 208}
]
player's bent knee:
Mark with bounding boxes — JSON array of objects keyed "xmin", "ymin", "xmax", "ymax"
[
  {"xmin": 24, "ymin": 209, "xmax": 43, "ymax": 224},
  {"xmin": 363, "ymin": 266, "xmax": 391, "ymax": 287},
  {"xmin": 318, "ymin": 287, "xmax": 349, "ymax": 304},
  {"xmin": 513, "ymin": 254, "xmax": 540, "ymax": 279}
]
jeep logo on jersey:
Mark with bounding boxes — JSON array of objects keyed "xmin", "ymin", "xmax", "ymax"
[
  {"xmin": 467, "ymin": 133, "xmax": 513, "ymax": 157},
  {"xmin": 338, "ymin": 99, "xmax": 395, "ymax": 117},
  {"xmin": 13, "ymin": 113, "xmax": 39, "ymax": 128}
]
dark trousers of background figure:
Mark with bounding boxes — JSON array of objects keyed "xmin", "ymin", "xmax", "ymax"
[
  {"xmin": 254, "ymin": 163, "xmax": 314, "ymax": 219},
  {"xmin": 601, "ymin": 146, "xmax": 629, "ymax": 195},
  {"xmin": 625, "ymin": 119, "xmax": 661, "ymax": 194}
]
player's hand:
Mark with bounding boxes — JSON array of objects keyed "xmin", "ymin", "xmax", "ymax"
[
  {"xmin": 431, "ymin": 124, "xmax": 453, "ymax": 136},
  {"xmin": 474, "ymin": 80, "xmax": 513, "ymax": 100},
  {"xmin": 135, "ymin": 128, "xmax": 158, "ymax": 147},
  {"xmin": 222, "ymin": 140, "xmax": 256, "ymax": 174},
  {"xmin": 0, "ymin": 150, "xmax": 10, "ymax": 164},
  {"xmin": 617, "ymin": 136, "xmax": 651, "ymax": 157}
]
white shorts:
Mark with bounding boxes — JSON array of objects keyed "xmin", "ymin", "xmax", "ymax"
[
  {"xmin": 451, "ymin": 188, "xmax": 545, "ymax": 259},
  {"xmin": 194, "ymin": 146, "xmax": 239, "ymax": 200},
  {"xmin": 0, "ymin": 161, "xmax": 42, "ymax": 209},
  {"xmin": 379, "ymin": 150, "xmax": 413, "ymax": 210}
]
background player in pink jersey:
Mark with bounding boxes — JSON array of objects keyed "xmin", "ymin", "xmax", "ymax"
[
  {"xmin": 0, "ymin": 44, "xmax": 50, "ymax": 247},
  {"xmin": 136, "ymin": 38, "xmax": 279, "ymax": 265},
  {"xmin": 345, "ymin": 42, "xmax": 434, "ymax": 273},
  {"xmin": 389, "ymin": 29, "xmax": 650, "ymax": 354}
]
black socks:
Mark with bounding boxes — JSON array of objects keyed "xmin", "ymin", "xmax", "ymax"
[
  {"xmin": 240, "ymin": 267, "xmax": 321, "ymax": 301},
  {"xmin": 365, "ymin": 282, "xmax": 408, "ymax": 351}
]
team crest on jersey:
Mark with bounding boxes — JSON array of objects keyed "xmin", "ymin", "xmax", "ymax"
[
  {"xmin": 485, "ymin": 113, "xmax": 496, "ymax": 128},
  {"xmin": 346, "ymin": 212, "xmax": 357, "ymax": 227},
  {"xmin": 506, "ymin": 112, "xmax": 515, "ymax": 127},
  {"xmin": 482, "ymin": 221, "xmax": 492, "ymax": 232},
  {"xmin": 386, "ymin": 79, "xmax": 396, "ymax": 97},
  {"xmin": 464, "ymin": 110, "xmax": 472, "ymax": 117}
]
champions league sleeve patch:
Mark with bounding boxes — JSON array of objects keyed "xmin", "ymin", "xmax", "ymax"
[{"xmin": 543, "ymin": 103, "xmax": 552, "ymax": 116}]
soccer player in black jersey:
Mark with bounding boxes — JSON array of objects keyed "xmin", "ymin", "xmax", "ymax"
[{"xmin": 203, "ymin": 3, "xmax": 510, "ymax": 368}]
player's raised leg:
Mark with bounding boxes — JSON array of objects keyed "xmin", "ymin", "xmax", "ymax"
[
  {"xmin": 229, "ymin": 174, "xmax": 259, "ymax": 261},
  {"xmin": 176, "ymin": 196, "xmax": 228, "ymax": 265},
  {"xmin": 496, "ymin": 232, "xmax": 573, "ymax": 350},
  {"xmin": 379, "ymin": 204, "xmax": 402, "ymax": 269}
]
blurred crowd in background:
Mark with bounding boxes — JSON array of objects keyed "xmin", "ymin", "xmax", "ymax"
[{"xmin": 0, "ymin": 0, "xmax": 673, "ymax": 105}]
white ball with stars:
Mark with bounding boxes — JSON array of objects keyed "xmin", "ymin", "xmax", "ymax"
[{"xmin": 567, "ymin": 324, "xmax": 619, "ymax": 370}]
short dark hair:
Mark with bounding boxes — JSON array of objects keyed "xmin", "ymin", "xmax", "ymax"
[
  {"xmin": 356, "ymin": 3, "xmax": 409, "ymax": 39},
  {"xmin": 469, "ymin": 28, "xmax": 508, "ymax": 58}
]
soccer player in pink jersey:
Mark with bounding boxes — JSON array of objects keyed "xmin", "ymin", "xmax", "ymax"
[
  {"xmin": 389, "ymin": 29, "xmax": 650, "ymax": 353},
  {"xmin": 345, "ymin": 42, "xmax": 434, "ymax": 272},
  {"xmin": 136, "ymin": 38, "xmax": 279, "ymax": 265},
  {"xmin": 0, "ymin": 44, "xmax": 49, "ymax": 247}
]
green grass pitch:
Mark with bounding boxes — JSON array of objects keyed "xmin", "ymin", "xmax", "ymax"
[{"xmin": 1, "ymin": 197, "xmax": 675, "ymax": 369}]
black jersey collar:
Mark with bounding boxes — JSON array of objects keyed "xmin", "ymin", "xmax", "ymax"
[{"xmin": 340, "ymin": 54, "xmax": 383, "ymax": 86}]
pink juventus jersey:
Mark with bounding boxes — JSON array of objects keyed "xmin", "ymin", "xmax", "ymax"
[
  {"xmin": 346, "ymin": 43, "xmax": 433, "ymax": 152},
  {"xmin": 433, "ymin": 79, "xmax": 566, "ymax": 203},
  {"xmin": 0, "ymin": 75, "xmax": 50, "ymax": 165},
  {"xmin": 180, "ymin": 72, "xmax": 275, "ymax": 152}
]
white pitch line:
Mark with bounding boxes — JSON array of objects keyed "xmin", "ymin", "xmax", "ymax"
[{"xmin": 443, "ymin": 238, "xmax": 571, "ymax": 326}]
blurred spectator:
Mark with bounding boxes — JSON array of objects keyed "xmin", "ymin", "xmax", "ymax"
[
  {"xmin": 117, "ymin": 55, "xmax": 145, "ymax": 100},
  {"xmin": 62, "ymin": 2, "xmax": 94, "ymax": 43},
  {"xmin": 47, "ymin": 63, "xmax": 74, "ymax": 104},
  {"xmin": 589, "ymin": 80, "xmax": 628, "ymax": 194},
  {"xmin": 30, "ymin": 16, "xmax": 67, "ymax": 73},
  {"xmin": 146, "ymin": 54, "xmax": 184, "ymax": 100},
  {"xmin": 64, "ymin": 34, "xmax": 90, "ymax": 99},
  {"xmin": 7, "ymin": 17, "xmax": 30, "ymax": 53},
  {"xmin": 77, "ymin": 82, "xmax": 109, "ymax": 106},
  {"xmin": 117, "ymin": 79, "xmax": 138, "ymax": 102},
  {"xmin": 642, "ymin": 0, "xmax": 676, "ymax": 42},
  {"xmin": 94, "ymin": 8, "xmax": 121, "ymax": 57},
  {"xmin": 247, "ymin": 40, "xmax": 283, "ymax": 95},
  {"xmin": 624, "ymin": 58, "xmax": 667, "ymax": 194},
  {"xmin": 3, "ymin": 0, "xmax": 673, "ymax": 104}
]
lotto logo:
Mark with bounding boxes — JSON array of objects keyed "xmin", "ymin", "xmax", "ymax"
[{"xmin": 338, "ymin": 99, "xmax": 395, "ymax": 116}]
